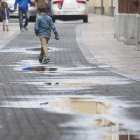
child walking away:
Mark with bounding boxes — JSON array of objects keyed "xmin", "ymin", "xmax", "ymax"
[
  {"xmin": 0, "ymin": 2, "xmax": 14, "ymax": 31},
  {"xmin": 34, "ymin": 4, "xmax": 59, "ymax": 64}
]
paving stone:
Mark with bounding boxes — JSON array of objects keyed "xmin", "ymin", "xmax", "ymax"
[{"xmin": 0, "ymin": 19, "xmax": 140, "ymax": 140}]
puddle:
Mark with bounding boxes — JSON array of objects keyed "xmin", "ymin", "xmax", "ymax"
[
  {"xmin": 0, "ymin": 47, "xmax": 63, "ymax": 54},
  {"xmin": 104, "ymin": 126, "xmax": 140, "ymax": 140},
  {"xmin": 44, "ymin": 82, "xmax": 115, "ymax": 86},
  {"xmin": 40, "ymin": 102, "xmax": 48, "ymax": 105},
  {"xmin": 3, "ymin": 82, "xmax": 127, "ymax": 87},
  {"xmin": 1, "ymin": 95, "xmax": 140, "ymax": 140},
  {"xmin": 22, "ymin": 66, "xmax": 57, "ymax": 72},
  {"xmin": 26, "ymin": 48, "xmax": 50, "ymax": 51},
  {"xmin": 105, "ymin": 131, "xmax": 140, "ymax": 140},
  {"xmin": 16, "ymin": 63, "xmax": 133, "ymax": 86},
  {"xmin": 48, "ymin": 97, "xmax": 140, "ymax": 140},
  {"xmin": 21, "ymin": 66, "xmax": 99, "ymax": 74},
  {"xmin": 48, "ymin": 97, "xmax": 114, "ymax": 114}
]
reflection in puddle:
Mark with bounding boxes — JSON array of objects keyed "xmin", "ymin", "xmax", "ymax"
[
  {"xmin": 93, "ymin": 118, "xmax": 116, "ymax": 127},
  {"xmin": 117, "ymin": 134, "xmax": 140, "ymax": 140},
  {"xmin": 48, "ymin": 97, "xmax": 140, "ymax": 140},
  {"xmin": 26, "ymin": 48, "xmax": 50, "ymax": 51},
  {"xmin": 44, "ymin": 82, "xmax": 113, "ymax": 86},
  {"xmin": 19, "ymin": 64, "xmax": 133, "ymax": 86},
  {"xmin": 22, "ymin": 66, "xmax": 57, "ymax": 72},
  {"xmin": 49, "ymin": 97, "xmax": 113, "ymax": 114},
  {"xmin": 1, "ymin": 95, "xmax": 140, "ymax": 140},
  {"xmin": 40, "ymin": 102, "xmax": 48, "ymax": 105},
  {"xmin": 106, "ymin": 126, "xmax": 140, "ymax": 140}
]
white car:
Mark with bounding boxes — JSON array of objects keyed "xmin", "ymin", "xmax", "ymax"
[
  {"xmin": 51, "ymin": 0, "xmax": 88, "ymax": 23},
  {"xmin": 1, "ymin": 0, "xmax": 37, "ymax": 21}
]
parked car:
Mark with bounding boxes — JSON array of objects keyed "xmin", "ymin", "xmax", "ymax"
[
  {"xmin": 1, "ymin": 0, "xmax": 37, "ymax": 21},
  {"xmin": 51, "ymin": 0, "xmax": 88, "ymax": 23}
]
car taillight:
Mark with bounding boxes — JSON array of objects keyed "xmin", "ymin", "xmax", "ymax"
[
  {"xmin": 30, "ymin": 3, "xmax": 35, "ymax": 7},
  {"xmin": 53, "ymin": 0, "xmax": 63, "ymax": 9},
  {"xmin": 76, "ymin": 0, "xmax": 86, "ymax": 4}
]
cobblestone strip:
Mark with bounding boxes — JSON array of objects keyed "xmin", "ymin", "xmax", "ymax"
[{"xmin": 76, "ymin": 26, "xmax": 98, "ymax": 64}]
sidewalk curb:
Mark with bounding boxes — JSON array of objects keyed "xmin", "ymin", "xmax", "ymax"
[
  {"xmin": 76, "ymin": 25, "xmax": 98, "ymax": 64},
  {"xmin": 76, "ymin": 24, "xmax": 140, "ymax": 83}
]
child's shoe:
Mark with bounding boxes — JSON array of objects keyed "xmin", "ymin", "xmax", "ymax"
[{"xmin": 42, "ymin": 58, "xmax": 50, "ymax": 64}]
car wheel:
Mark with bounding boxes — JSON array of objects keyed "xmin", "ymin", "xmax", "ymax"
[
  {"xmin": 30, "ymin": 16, "xmax": 36, "ymax": 22},
  {"xmin": 83, "ymin": 16, "xmax": 88, "ymax": 23}
]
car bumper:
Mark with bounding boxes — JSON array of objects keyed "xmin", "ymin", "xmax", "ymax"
[
  {"xmin": 52, "ymin": 15, "xmax": 87, "ymax": 20},
  {"xmin": 52, "ymin": 7, "xmax": 88, "ymax": 16}
]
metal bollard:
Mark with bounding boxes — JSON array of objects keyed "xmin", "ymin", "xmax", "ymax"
[
  {"xmin": 111, "ymin": 0, "xmax": 114, "ymax": 17},
  {"xmin": 101, "ymin": 0, "xmax": 104, "ymax": 15}
]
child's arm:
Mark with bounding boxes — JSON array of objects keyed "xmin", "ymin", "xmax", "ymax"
[
  {"xmin": 8, "ymin": 8, "xmax": 15, "ymax": 13},
  {"xmin": 49, "ymin": 17, "xmax": 59, "ymax": 40},
  {"xmin": 34, "ymin": 17, "xmax": 40, "ymax": 36}
]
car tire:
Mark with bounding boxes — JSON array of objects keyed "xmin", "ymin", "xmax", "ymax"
[
  {"xmin": 83, "ymin": 16, "xmax": 88, "ymax": 23},
  {"xmin": 30, "ymin": 16, "xmax": 36, "ymax": 22}
]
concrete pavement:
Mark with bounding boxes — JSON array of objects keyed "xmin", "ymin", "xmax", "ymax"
[
  {"xmin": 0, "ymin": 22, "xmax": 20, "ymax": 49},
  {"xmin": 79, "ymin": 14, "xmax": 140, "ymax": 79}
]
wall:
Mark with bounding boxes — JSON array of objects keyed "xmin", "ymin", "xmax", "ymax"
[
  {"xmin": 87, "ymin": 0, "xmax": 94, "ymax": 7},
  {"xmin": 104, "ymin": 0, "xmax": 110, "ymax": 15},
  {"xmin": 87, "ymin": 0, "xmax": 116, "ymax": 16},
  {"xmin": 87, "ymin": 0, "xmax": 101, "ymax": 7},
  {"xmin": 94, "ymin": 0, "xmax": 101, "ymax": 7},
  {"xmin": 118, "ymin": 0, "xmax": 138, "ymax": 14},
  {"xmin": 114, "ymin": 0, "xmax": 140, "ymax": 50}
]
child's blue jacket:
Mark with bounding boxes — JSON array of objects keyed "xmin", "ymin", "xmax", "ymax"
[
  {"xmin": 14, "ymin": 0, "xmax": 32, "ymax": 10},
  {"xmin": 34, "ymin": 14, "xmax": 57, "ymax": 37}
]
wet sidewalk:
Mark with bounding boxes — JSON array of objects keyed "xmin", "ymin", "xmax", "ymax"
[{"xmin": 0, "ymin": 18, "xmax": 140, "ymax": 140}]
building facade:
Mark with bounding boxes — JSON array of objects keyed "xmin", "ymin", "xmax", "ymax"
[
  {"xmin": 88, "ymin": 0, "xmax": 116, "ymax": 16},
  {"xmin": 37, "ymin": 0, "xmax": 117, "ymax": 16}
]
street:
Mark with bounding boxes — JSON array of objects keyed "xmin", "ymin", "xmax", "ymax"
[{"xmin": 0, "ymin": 14, "xmax": 140, "ymax": 140}]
